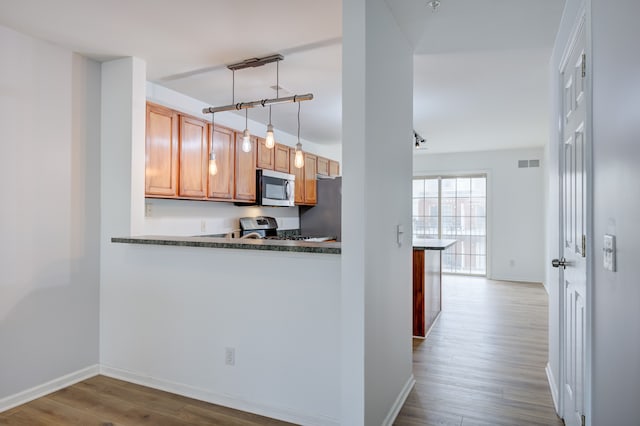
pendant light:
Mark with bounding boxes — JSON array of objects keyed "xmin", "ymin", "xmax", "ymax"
[
  {"xmin": 241, "ymin": 109, "xmax": 252, "ymax": 153},
  {"xmin": 265, "ymin": 114, "xmax": 275, "ymax": 149},
  {"xmin": 208, "ymin": 113, "xmax": 218, "ymax": 176},
  {"xmin": 294, "ymin": 101, "xmax": 304, "ymax": 169},
  {"xmin": 264, "ymin": 59, "xmax": 279, "ymax": 149},
  {"xmin": 201, "ymin": 54, "xmax": 315, "ymax": 156}
]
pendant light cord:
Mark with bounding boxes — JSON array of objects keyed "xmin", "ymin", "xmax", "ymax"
[{"xmin": 297, "ymin": 101, "xmax": 301, "ymax": 142}]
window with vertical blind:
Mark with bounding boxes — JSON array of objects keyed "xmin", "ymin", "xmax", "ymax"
[{"xmin": 412, "ymin": 175, "xmax": 487, "ymax": 275}]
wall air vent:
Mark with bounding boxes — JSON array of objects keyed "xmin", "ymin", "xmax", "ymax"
[
  {"xmin": 518, "ymin": 160, "xmax": 529, "ymax": 168},
  {"xmin": 529, "ymin": 159, "xmax": 540, "ymax": 167}
]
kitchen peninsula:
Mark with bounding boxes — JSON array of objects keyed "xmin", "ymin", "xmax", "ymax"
[
  {"xmin": 412, "ymin": 238, "xmax": 456, "ymax": 338},
  {"xmin": 112, "ymin": 235, "xmax": 340, "ymax": 254}
]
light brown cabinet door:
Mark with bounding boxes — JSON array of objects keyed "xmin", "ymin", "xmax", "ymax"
[
  {"xmin": 317, "ymin": 156, "xmax": 330, "ymax": 177},
  {"xmin": 256, "ymin": 137, "xmax": 275, "ymax": 170},
  {"xmin": 274, "ymin": 143, "xmax": 290, "ymax": 173},
  {"xmin": 235, "ymin": 134, "xmax": 257, "ymax": 201},
  {"xmin": 208, "ymin": 124, "xmax": 235, "ymax": 200},
  {"xmin": 329, "ymin": 160, "xmax": 340, "ymax": 177},
  {"xmin": 304, "ymin": 153, "xmax": 317, "ymax": 205},
  {"xmin": 290, "ymin": 148, "xmax": 305, "ymax": 204},
  {"xmin": 145, "ymin": 103, "xmax": 179, "ymax": 197},
  {"xmin": 178, "ymin": 116, "xmax": 208, "ymax": 198}
]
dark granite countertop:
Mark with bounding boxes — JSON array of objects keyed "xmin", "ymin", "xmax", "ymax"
[
  {"xmin": 111, "ymin": 235, "xmax": 341, "ymax": 255},
  {"xmin": 412, "ymin": 238, "xmax": 457, "ymax": 250}
]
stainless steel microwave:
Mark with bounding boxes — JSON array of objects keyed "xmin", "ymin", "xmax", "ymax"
[{"xmin": 256, "ymin": 169, "xmax": 295, "ymax": 207}]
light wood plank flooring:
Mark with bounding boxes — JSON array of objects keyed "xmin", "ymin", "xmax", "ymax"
[
  {"xmin": 395, "ymin": 275, "xmax": 563, "ymax": 426},
  {"xmin": 0, "ymin": 375, "xmax": 293, "ymax": 425}
]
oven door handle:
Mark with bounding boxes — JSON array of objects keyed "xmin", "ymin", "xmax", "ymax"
[{"xmin": 285, "ymin": 180, "xmax": 291, "ymax": 200}]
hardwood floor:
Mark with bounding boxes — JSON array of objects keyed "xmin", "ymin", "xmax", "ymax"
[
  {"xmin": 395, "ymin": 275, "xmax": 563, "ymax": 426},
  {"xmin": 1, "ymin": 276, "xmax": 561, "ymax": 426},
  {"xmin": 0, "ymin": 375, "xmax": 293, "ymax": 425}
]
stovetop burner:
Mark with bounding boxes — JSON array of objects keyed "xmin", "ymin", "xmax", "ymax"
[{"xmin": 265, "ymin": 235, "xmax": 336, "ymax": 242}]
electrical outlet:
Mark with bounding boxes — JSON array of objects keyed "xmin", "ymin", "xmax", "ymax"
[
  {"xmin": 225, "ymin": 347, "xmax": 235, "ymax": 366},
  {"xmin": 145, "ymin": 203, "xmax": 152, "ymax": 217},
  {"xmin": 200, "ymin": 220, "xmax": 206, "ymax": 233}
]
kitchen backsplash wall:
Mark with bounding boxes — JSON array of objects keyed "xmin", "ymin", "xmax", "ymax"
[{"xmin": 143, "ymin": 198, "xmax": 299, "ymax": 236}]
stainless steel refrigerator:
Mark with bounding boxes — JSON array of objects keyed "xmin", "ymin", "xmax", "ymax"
[{"xmin": 299, "ymin": 176, "xmax": 342, "ymax": 241}]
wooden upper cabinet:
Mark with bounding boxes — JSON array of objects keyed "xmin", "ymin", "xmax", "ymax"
[
  {"xmin": 274, "ymin": 143, "xmax": 290, "ymax": 173},
  {"xmin": 256, "ymin": 137, "xmax": 275, "ymax": 170},
  {"xmin": 178, "ymin": 115, "xmax": 208, "ymax": 198},
  {"xmin": 208, "ymin": 124, "xmax": 235, "ymax": 200},
  {"xmin": 317, "ymin": 156, "xmax": 330, "ymax": 177},
  {"xmin": 290, "ymin": 148, "xmax": 305, "ymax": 204},
  {"xmin": 329, "ymin": 160, "xmax": 340, "ymax": 177},
  {"xmin": 235, "ymin": 134, "xmax": 257, "ymax": 202},
  {"xmin": 145, "ymin": 103, "xmax": 179, "ymax": 197},
  {"xmin": 304, "ymin": 153, "xmax": 317, "ymax": 205}
]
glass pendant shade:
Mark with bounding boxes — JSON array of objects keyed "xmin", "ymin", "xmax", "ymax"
[
  {"xmin": 265, "ymin": 124, "xmax": 275, "ymax": 149},
  {"xmin": 294, "ymin": 142, "xmax": 304, "ymax": 169},
  {"xmin": 241, "ymin": 129, "xmax": 252, "ymax": 153},
  {"xmin": 241, "ymin": 109, "xmax": 252, "ymax": 153},
  {"xmin": 208, "ymin": 151, "xmax": 218, "ymax": 176}
]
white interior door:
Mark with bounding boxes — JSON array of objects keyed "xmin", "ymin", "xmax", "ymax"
[{"xmin": 557, "ymin": 20, "xmax": 587, "ymax": 426}]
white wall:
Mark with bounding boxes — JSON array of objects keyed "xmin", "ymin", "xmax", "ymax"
[
  {"xmin": 100, "ymin": 58, "xmax": 341, "ymax": 425},
  {"xmin": 143, "ymin": 83, "xmax": 341, "ymax": 237},
  {"xmin": 342, "ymin": 0, "xmax": 414, "ymax": 424},
  {"xmin": 0, "ymin": 25, "xmax": 100, "ymax": 400},
  {"xmin": 590, "ymin": 0, "xmax": 640, "ymax": 423},
  {"xmin": 101, "ymin": 245, "xmax": 341, "ymax": 425},
  {"xmin": 414, "ymin": 147, "xmax": 545, "ymax": 284}
]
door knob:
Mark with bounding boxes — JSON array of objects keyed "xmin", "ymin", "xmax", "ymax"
[{"xmin": 552, "ymin": 258, "xmax": 567, "ymax": 269}]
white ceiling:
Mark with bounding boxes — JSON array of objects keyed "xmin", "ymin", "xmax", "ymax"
[{"xmin": 0, "ymin": 0, "xmax": 564, "ymax": 153}]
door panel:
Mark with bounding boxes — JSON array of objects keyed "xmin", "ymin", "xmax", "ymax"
[
  {"xmin": 179, "ymin": 116, "xmax": 208, "ymax": 198},
  {"xmin": 560, "ymin": 22, "xmax": 587, "ymax": 426}
]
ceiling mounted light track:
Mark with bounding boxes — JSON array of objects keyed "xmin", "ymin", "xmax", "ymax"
[
  {"xmin": 202, "ymin": 93, "xmax": 314, "ymax": 115},
  {"xmin": 226, "ymin": 54, "xmax": 284, "ymax": 71}
]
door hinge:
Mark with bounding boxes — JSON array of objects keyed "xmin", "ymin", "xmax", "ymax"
[
  {"xmin": 581, "ymin": 414, "xmax": 586, "ymax": 426},
  {"xmin": 581, "ymin": 53, "xmax": 587, "ymax": 78},
  {"xmin": 582, "ymin": 234, "xmax": 586, "ymax": 258}
]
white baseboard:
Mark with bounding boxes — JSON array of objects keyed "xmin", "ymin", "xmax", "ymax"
[
  {"xmin": 0, "ymin": 364, "xmax": 100, "ymax": 413},
  {"xmin": 546, "ymin": 362, "xmax": 560, "ymax": 414},
  {"xmin": 99, "ymin": 364, "xmax": 339, "ymax": 426},
  {"xmin": 382, "ymin": 374, "xmax": 415, "ymax": 426}
]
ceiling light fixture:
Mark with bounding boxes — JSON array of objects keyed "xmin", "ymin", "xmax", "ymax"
[
  {"xmin": 414, "ymin": 130, "xmax": 427, "ymax": 150},
  {"xmin": 209, "ymin": 113, "xmax": 218, "ymax": 175},
  {"xmin": 294, "ymin": 101, "xmax": 305, "ymax": 169},
  {"xmin": 427, "ymin": 0, "xmax": 441, "ymax": 12},
  {"xmin": 202, "ymin": 54, "xmax": 314, "ymax": 155}
]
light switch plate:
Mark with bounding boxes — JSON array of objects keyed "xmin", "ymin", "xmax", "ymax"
[
  {"xmin": 603, "ymin": 234, "xmax": 616, "ymax": 272},
  {"xmin": 397, "ymin": 224, "xmax": 404, "ymax": 247}
]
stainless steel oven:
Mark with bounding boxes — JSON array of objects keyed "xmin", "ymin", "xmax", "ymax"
[{"xmin": 256, "ymin": 169, "xmax": 295, "ymax": 207}]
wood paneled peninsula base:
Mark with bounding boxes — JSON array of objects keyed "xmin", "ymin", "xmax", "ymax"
[{"xmin": 412, "ymin": 239, "xmax": 456, "ymax": 338}]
